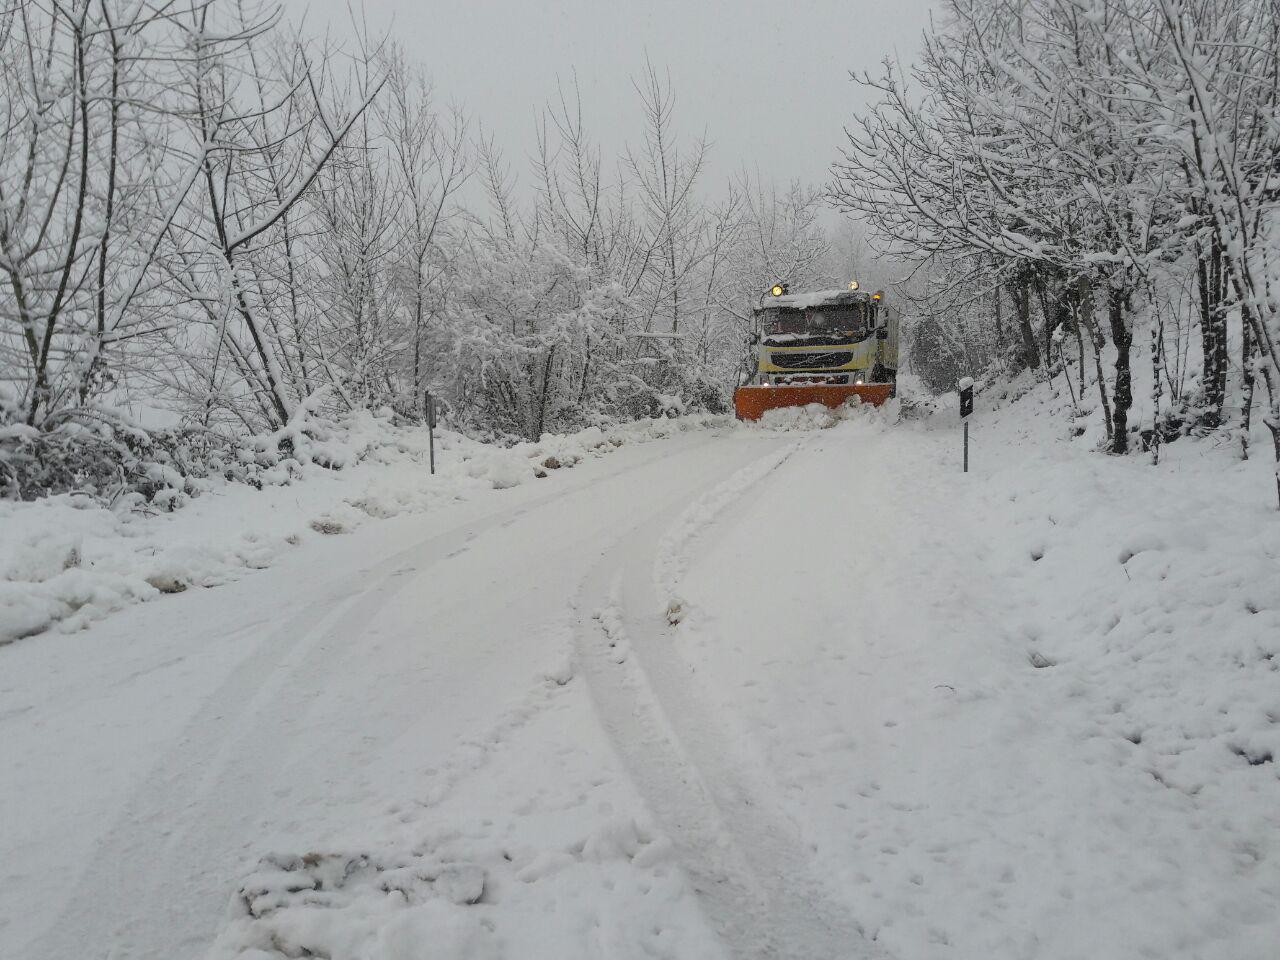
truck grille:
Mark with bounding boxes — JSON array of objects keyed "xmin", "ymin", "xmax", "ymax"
[
  {"xmin": 774, "ymin": 374, "xmax": 850, "ymax": 385},
  {"xmin": 770, "ymin": 351, "xmax": 854, "ymax": 370}
]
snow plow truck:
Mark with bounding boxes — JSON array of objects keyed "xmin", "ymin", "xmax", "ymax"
[{"xmin": 734, "ymin": 283, "xmax": 899, "ymax": 421}]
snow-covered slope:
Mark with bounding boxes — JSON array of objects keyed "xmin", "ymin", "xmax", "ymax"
[
  {"xmin": 1, "ymin": 391, "xmax": 1275, "ymax": 960},
  {"xmin": 676, "ymin": 393, "xmax": 1278, "ymax": 960}
]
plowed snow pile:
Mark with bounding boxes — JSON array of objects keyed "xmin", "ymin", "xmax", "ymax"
[{"xmin": 747, "ymin": 396, "xmax": 900, "ymax": 432}]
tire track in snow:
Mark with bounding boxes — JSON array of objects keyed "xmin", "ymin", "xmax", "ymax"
[
  {"xmin": 26, "ymin": 432, "xmax": 726, "ymax": 960},
  {"xmin": 574, "ymin": 443, "xmax": 883, "ymax": 960},
  {"xmin": 654, "ymin": 441, "xmax": 802, "ymax": 625}
]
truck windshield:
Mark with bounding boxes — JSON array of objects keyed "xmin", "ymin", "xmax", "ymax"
[{"xmin": 763, "ymin": 305, "xmax": 869, "ymax": 337}]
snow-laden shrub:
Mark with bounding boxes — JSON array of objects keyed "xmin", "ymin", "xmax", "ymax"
[{"xmin": 0, "ymin": 393, "xmax": 394, "ymax": 507}]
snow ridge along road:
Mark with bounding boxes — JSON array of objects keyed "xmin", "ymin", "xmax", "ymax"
[
  {"xmin": 653, "ymin": 443, "xmax": 801, "ymax": 627},
  {"xmin": 574, "ymin": 441, "xmax": 881, "ymax": 960}
]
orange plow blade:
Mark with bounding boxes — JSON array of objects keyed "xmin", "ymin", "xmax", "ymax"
[{"xmin": 734, "ymin": 383, "xmax": 893, "ymax": 421}]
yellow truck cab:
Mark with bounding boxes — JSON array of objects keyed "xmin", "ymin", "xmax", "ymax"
[
  {"xmin": 754, "ymin": 287, "xmax": 899, "ymax": 388},
  {"xmin": 733, "ymin": 285, "xmax": 899, "ymax": 420}
]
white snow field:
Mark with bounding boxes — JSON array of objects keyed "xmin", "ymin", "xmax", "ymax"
[{"xmin": 2, "ymin": 394, "xmax": 1278, "ymax": 960}]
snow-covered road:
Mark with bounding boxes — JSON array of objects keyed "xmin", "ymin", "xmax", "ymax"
[
  {"xmin": 3, "ymin": 403, "xmax": 1277, "ymax": 960},
  {"xmin": 5, "ymin": 425, "xmax": 823, "ymax": 959}
]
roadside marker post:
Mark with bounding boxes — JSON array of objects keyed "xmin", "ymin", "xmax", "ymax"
[
  {"xmin": 425, "ymin": 391, "xmax": 437, "ymax": 475},
  {"xmin": 958, "ymin": 377, "xmax": 974, "ymax": 473}
]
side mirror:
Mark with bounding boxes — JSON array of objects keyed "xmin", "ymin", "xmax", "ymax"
[
  {"xmin": 876, "ymin": 327, "xmax": 888, "ymax": 341},
  {"xmin": 750, "ymin": 333, "xmax": 760, "ymax": 346}
]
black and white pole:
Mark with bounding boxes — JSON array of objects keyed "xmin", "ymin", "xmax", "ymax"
[
  {"xmin": 958, "ymin": 377, "xmax": 974, "ymax": 473},
  {"xmin": 425, "ymin": 390, "xmax": 437, "ymax": 475}
]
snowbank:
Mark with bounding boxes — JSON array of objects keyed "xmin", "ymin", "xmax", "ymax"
[
  {"xmin": 746, "ymin": 396, "xmax": 900, "ymax": 432},
  {"xmin": 0, "ymin": 413, "xmax": 728, "ymax": 645},
  {"xmin": 675, "ymin": 371, "xmax": 1280, "ymax": 960}
]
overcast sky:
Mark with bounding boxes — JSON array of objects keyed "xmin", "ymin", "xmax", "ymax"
[{"xmin": 289, "ymin": 0, "xmax": 937, "ymax": 193}]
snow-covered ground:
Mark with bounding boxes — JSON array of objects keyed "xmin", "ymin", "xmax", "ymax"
[
  {"xmin": 676, "ymin": 399, "xmax": 1279, "ymax": 959},
  {"xmin": 0, "ymin": 413, "xmax": 725, "ymax": 646},
  {"xmin": 2, "ymin": 390, "xmax": 1277, "ymax": 960}
]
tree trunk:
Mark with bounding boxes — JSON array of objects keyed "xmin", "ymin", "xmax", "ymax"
[
  {"xmin": 1007, "ymin": 275, "xmax": 1040, "ymax": 370},
  {"xmin": 534, "ymin": 345, "xmax": 556, "ymax": 439},
  {"xmin": 1069, "ymin": 277, "xmax": 1087, "ymax": 394},
  {"xmin": 1034, "ymin": 271, "xmax": 1070, "ymax": 373},
  {"xmin": 993, "ymin": 283, "xmax": 1004, "ymax": 360},
  {"xmin": 1240, "ymin": 309, "xmax": 1254, "ymax": 461},
  {"xmin": 1260, "ymin": 362, "xmax": 1280, "ymax": 508},
  {"xmin": 1076, "ymin": 323, "xmax": 1086, "ymax": 394},
  {"xmin": 1196, "ymin": 238, "xmax": 1228, "ymax": 427},
  {"xmin": 1108, "ymin": 286, "xmax": 1133, "ymax": 454},
  {"xmin": 1150, "ymin": 317, "xmax": 1163, "ymax": 465},
  {"xmin": 1078, "ymin": 280, "xmax": 1113, "ymax": 439}
]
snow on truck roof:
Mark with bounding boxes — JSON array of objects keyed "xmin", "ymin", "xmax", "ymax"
[{"xmin": 755, "ymin": 289, "xmax": 880, "ymax": 312}]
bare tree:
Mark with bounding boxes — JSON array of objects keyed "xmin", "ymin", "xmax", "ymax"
[
  {"xmin": 626, "ymin": 58, "xmax": 708, "ymax": 337},
  {"xmin": 167, "ymin": 2, "xmax": 387, "ymax": 428},
  {"xmin": 379, "ymin": 53, "xmax": 469, "ymax": 407}
]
